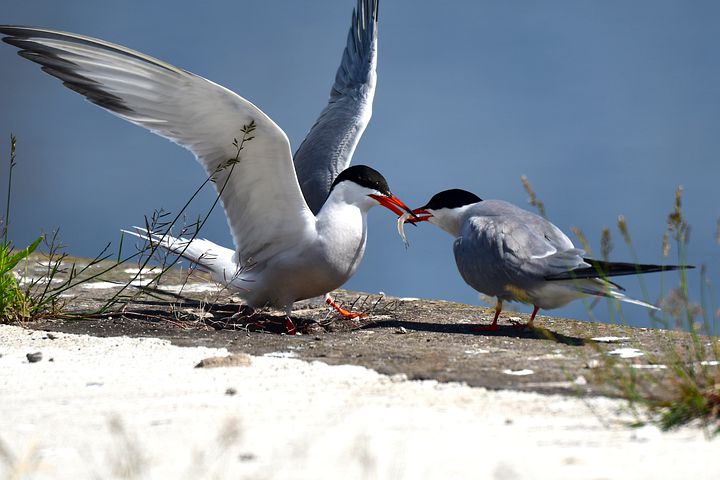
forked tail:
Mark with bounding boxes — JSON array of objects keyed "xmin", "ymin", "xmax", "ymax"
[
  {"xmin": 121, "ymin": 227, "xmax": 235, "ymax": 275},
  {"xmin": 545, "ymin": 258, "xmax": 693, "ymax": 281},
  {"xmin": 570, "ymin": 278, "xmax": 660, "ymax": 311}
]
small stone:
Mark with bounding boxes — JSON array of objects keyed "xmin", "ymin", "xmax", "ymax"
[
  {"xmin": 46, "ymin": 333, "xmax": 57, "ymax": 340},
  {"xmin": 394, "ymin": 326, "xmax": 408, "ymax": 334},
  {"xmin": 26, "ymin": 352, "xmax": 43, "ymax": 363},
  {"xmin": 585, "ymin": 359, "xmax": 600, "ymax": 369},
  {"xmin": 195, "ymin": 354, "xmax": 252, "ymax": 368},
  {"xmin": 225, "ymin": 387, "xmax": 238, "ymax": 396},
  {"xmin": 390, "ymin": 373, "xmax": 408, "ymax": 383}
]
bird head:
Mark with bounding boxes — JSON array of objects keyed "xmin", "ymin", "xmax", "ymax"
[
  {"xmin": 329, "ymin": 165, "xmax": 415, "ymax": 216},
  {"xmin": 405, "ymin": 189, "xmax": 483, "ymax": 235}
]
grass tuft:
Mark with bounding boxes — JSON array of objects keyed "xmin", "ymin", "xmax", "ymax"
[
  {"xmin": 606, "ymin": 187, "xmax": 717, "ymax": 434},
  {"xmin": 1, "ymin": 135, "xmax": 45, "ymax": 323},
  {"xmin": 1, "ymin": 136, "xmax": 126, "ymax": 323},
  {"xmin": 3, "ymin": 126, "xmax": 257, "ymax": 326},
  {"xmin": 521, "ymin": 176, "xmax": 719, "ymax": 435},
  {"xmin": 0, "ymin": 235, "xmax": 42, "ymax": 323}
]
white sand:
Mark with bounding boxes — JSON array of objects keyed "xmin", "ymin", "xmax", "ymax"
[{"xmin": 1, "ymin": 324, "xmax": 717, "ymax": 479}]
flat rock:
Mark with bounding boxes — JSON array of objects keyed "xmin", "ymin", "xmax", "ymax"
[{"xmin": 16, "ymin": 255, "xmax": 717, "ymax": 397}]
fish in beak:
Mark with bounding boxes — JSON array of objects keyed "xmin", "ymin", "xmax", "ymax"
[{"xmin": 396, "ymin": 208, "xmax": 433, "ymax": 248}]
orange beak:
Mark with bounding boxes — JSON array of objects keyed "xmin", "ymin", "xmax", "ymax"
[{"xmin": 368, "ymin": 193, "xmax": 416, "ymax": 218}]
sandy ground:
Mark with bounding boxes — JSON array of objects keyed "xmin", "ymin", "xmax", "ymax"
[{"xmin": 1, "ymin": 324, "xmax": 718, "ymax": 480}]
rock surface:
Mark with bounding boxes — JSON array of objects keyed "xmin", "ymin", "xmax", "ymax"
[
  {"xmin": 2, "ymin": 255, "xmax": 717, "ymax": 478},
  {"xmin": 22, "ymin": 255, "xmax": 713, "ymax": 398}
]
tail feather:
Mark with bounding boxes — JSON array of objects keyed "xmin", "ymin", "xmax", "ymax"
[
  {"xmin": 610, "ymin": 292, "xmax": 661, "ymax": 311},
  {"xmin": 571, "ymin": 279, "xmax": 661, "ymax": 311},
  {"xmin": 545, "ymin": 258, "xmax": 693, "ymax": 281},
  {"xmin": 121, "ymin": 227, "xmax": 234, "ymax": 272}
]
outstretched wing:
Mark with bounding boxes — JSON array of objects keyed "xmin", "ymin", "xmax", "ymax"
[
  {"xmin": 1, "ymin": 26, "xmax": 316, "ymax": 265},
  {"xmin": 293, "ymin": 0, "xmax": 379, "ymax": 214}
]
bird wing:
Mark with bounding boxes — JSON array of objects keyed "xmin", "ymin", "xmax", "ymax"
[
  {"xmin": 1, "ymin": 26, "xmax": 316, "ymax": 266},
  {"xmin": 293, "ymin": 0, "xmax": 379, "ymax": 214},
  {"xmin": 455, "ymin": 202, "xmax": 588, "ymax": 285}
]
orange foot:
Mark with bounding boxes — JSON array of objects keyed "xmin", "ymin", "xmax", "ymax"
[{"xmin": 325, "ymin": 297, "xmax": 367, "ymax": 319}]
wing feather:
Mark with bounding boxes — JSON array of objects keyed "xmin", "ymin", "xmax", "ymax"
[
  {"xmin": 1, "ymin": 25, "xmax": 316, "ymax": 265},
  {"xmin": 293, "ymin": 0, "xmax": 379, "ymax": 214},
  {"xmin": 453, "ymin": 206, "xmax": 588, "ymax": 297}
]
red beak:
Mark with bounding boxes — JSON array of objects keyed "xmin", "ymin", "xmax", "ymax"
[
  {"xmin": 369, "ymin": 194, "xmax": 416, "ymax": 217},
  {"xmin": 405, "ymin": 208, "xmax": 433, "ymax": 224}
]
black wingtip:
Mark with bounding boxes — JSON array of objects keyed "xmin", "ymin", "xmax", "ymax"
[
  {"xmin": 1, "ymin": 28, "xmax": 137, "ymax": 116},
  {"xmin": 545, "ymin": 258, "xmax": 695, "ymax": 281}
]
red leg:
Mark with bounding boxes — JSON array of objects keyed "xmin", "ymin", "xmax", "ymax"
[
  {"xmin": 284, "ymin": 317, "xmax": 297, "ymax": 335},
  {"xmin": 528, "ymin": 305, "xmax": 539, "ymax": 328},
  {"xmin": 474, "ymin": 299, "xmax": 502, "ymax": 331},
  {"xmin": 325, "ymin": 296, "xmax": 366, "ymax": 319},
  {"xmin": 512, "ymin": 305, "xmax": 539, "ymax": 329}
]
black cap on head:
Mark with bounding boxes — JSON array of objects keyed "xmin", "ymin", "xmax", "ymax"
[
  {"xmin": 420, "ymin": 189, "xmax": 482, "ymax": 210},
  {"xmin": 330, "ymin": 165, "xmax": 392, "ymax": 196}
]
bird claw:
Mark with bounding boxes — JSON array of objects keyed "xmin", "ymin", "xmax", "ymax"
[
  {"xmin": 325, "ymin": 296, "xmax": 366, "ymax": 320},
  {"xmin": 509, "ymin": 319, "xmax": 532, "ymax": 330},
  {"xmin": 336, "ymin": 308, "xmax": 367, "ymax": 320}
]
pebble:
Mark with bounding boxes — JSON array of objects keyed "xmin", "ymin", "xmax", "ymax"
[
  {"xmin": 26, "ymin": 352, "xmax": 43, "ymax": 363},
  {"xmin": 195, "ymin": 354, "xmax": 252, "ymax": 368}
]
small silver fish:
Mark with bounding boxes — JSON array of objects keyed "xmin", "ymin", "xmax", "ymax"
[{"xmin": 397, "ymin": 212, "xmax": 414, "ymax": 248}]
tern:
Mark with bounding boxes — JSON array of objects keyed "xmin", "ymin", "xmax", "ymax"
[
  {"xmin": 400, "ymin": 189, "xmax": 691, "ymax": 330},
  {"xmin": 0, "ymin": 1, "xmax": 413, "ymax": 327}
]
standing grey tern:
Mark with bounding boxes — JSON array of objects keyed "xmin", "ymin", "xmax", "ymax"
[
  {"xmin": 400, "ymin": 189, "xmax": 691, "ymax": 330},
  {"xmin": 0, "ymin": 1, "xmax": 412, "ymax": 330}
]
